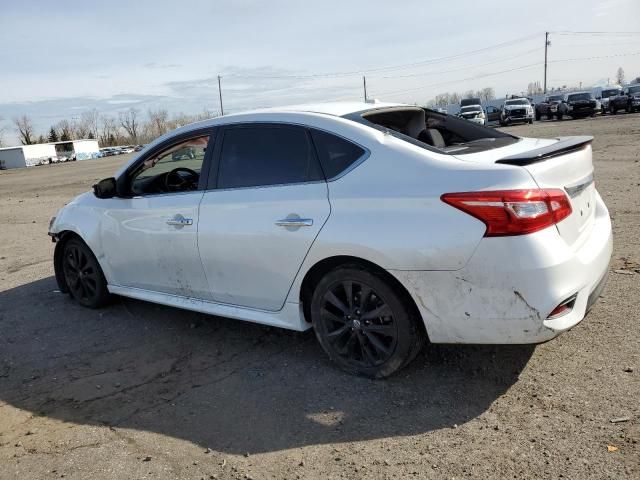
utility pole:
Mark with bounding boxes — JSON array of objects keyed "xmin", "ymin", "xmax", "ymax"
[
  {"xmin": 543, "ymin": 32, "xmax": 550, "ymax": 94},
  {"xmin": 217, "ymin": 75, "xmax": 224, "ymax": 116},
  {"xmin": 363, "ymin": 75, "xmax": 368, "ymax": 102}
]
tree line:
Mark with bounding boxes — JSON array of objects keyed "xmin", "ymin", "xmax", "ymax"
[
  {"xmin": 426, "ymin": 87, "xmax": 495, "ymax": 109},
  {"xmin": 8, "ymin": 108, "xmax": 218, "ymax": 147}
]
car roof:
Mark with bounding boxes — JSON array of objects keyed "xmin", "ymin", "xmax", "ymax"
[
  {"xmin": 238, "ymin": 101, "xmax": 404, "ymax": 117},
  {"xmin": 567, "ymin": 91, "xmax": 591, "ymax": 95}
]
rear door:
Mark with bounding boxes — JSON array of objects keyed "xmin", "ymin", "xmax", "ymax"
[{"xmin": 198, "ymin": 123, "xmax": 330, "ymax": 311}]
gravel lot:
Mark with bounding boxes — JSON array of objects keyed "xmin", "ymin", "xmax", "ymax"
[{"xmin": 0, "ymin": 114, "xmax": 638, "ymax": 479}]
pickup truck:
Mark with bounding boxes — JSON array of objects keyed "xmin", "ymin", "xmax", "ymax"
[
  {"xmin": 535, "ymin": 94, "xmax": 567, "ymax": 120},
  {"xmin": 609, "ymin": 84, "xmax": 640, "ymax": 113},
  {"xmin": 599, "ymin": 87, "xmax": 622, "ymax": 115},
  {"xmin": 565, "ymin": 92, "xmax": 599, "ymax": 119}
]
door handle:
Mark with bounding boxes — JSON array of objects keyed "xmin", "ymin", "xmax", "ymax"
[
  {"xmin": 275, "ymin": 218, "xmax": 313, "ymax": 227},
  {"xmin": 166, "ymin": 215, "xmax": 193, "ymax": 226}
]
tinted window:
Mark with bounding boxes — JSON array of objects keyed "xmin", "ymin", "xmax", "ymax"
[
  {"xmin": 310, "ymin": 130, "xmax": 365, "ymax": 179},
  {"xmin": 217, "ymin": 126, "xmax": 323, "ymax": 189}
]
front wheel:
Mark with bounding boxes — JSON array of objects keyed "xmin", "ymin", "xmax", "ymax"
[
  {"xmin": 62, "ymin": 238, "xmax": 110, "ymax": 308},
  {"xmin": 311, "ymin": 266, "xmax": 425, "ymax": 378}
]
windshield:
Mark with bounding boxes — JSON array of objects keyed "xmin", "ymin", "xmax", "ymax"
[
  {"xmin": 628, "ymin": 85, "xmax": 640, "ymax": 94},
  {"xmin": 460, "ymin": 106, "xmax": 481, "ymax": 113},
  {"xmin": 548, "ymin": 95, "xmax": 563, "ymax": 102},
  {"xmin": 505, "ymin": 99, "xmax": 529, "ymax": 105},
  {"xmin": 568, "ymin": 93, "xmax": 593, "ymax": 101},
  {"xmin": 602, "ymin": 89, "xmax": 621, "ymax": 98}
]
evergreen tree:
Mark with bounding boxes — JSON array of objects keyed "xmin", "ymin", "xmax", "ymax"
[
  {"xmin": 48, "ymin": 127, "xmax": 59, "ymax": 143},
  {"xmin": 60, "ymin": 131, "xmax": 71, "ymax": 142}
]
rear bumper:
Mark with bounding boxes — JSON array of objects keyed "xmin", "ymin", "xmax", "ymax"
[{"xmin": 391, "ymin": 191, "xmax": 613, "ymax": 344}]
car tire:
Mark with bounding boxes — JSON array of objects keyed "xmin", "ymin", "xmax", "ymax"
[
  {"xmin": 311, "ymin": 265, "xmax": 425, "ymax": 378},
  {"xmin": 557, "ymin": 114, "xmax": 563, "ymax": 121},
  {"xmin": 61, "ymin": 238, "xmax": 110, "ymax": 308},
  {"xmin": 535, "ymin": 111, "xmax": 541, "ymax": 121},
  {"xmin": 528, "ymin": 119, "xmax": 533, "ymax": 124}
]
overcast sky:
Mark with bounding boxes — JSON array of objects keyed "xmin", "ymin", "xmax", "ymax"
[{"xmin": 1, "ymin": 0, "xmax": 639, "ymax": 144}]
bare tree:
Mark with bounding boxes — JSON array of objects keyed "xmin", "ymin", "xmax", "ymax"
[
  {"xmin": 616, "ymin": 67, "xmax": 626, "ymax": 86},
  {"xmin": 463, "ymin": 90, "xmax": 476, "ymax": 99},
  {"xmin": 119, "ymin": 107, "xmax": 140, "ymax": 142},
  {"xmin": 148, "ymin": 109, "xmax": 169, "ymax": 138},
  {"xmin": 81, "ymin": 109, "xmax": 100, "ymax": 139},
  {"xmin": 480, "ymin": 87, "xmax": 495, "ymax": 102},
  {"xmin": 56, "ymin": 119, "xmax": 74, "ymax": 141},
  {"xmin": 527, "ymin": 81, "xmax": 543, "ymax": 96},
  {"xmin": 13, "ymin": 115, "xmax": 35, "ymax": 145},
  {"xmin": 0, "ymin": 116, "xmax": 7, "ymax": 147},
  {"xmin": 449, "ymin": 92, "xmax": 462, "ymax": 105},
  {"xmin": 99, "ymin": 115, "xmax": 119, "ymax": 146}
]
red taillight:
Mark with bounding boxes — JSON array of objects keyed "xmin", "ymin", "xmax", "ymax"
[{"xmin": 441, "ymin": 189, "xmax": 572, "ymax": 237}]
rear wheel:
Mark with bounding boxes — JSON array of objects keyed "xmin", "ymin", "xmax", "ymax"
[
  {"xmin": 62, "ymin": 238, "xmax": 110, "ymax": 308},
  {"xmin": 535, "ymin": 111, "xmax": 541, "ymax": 121},
  {"xmin": 311, "ymin": 266, "xmax": 425, "ymax": 378}
]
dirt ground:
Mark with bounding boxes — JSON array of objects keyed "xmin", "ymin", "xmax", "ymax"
[{"xmin": 0, "ymin": 114, "xmax": 638, "ymax": 480}]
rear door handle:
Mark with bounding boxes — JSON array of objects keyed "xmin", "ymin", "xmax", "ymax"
[
  {"xmin": 275, "ymin": 218, "xmax": 313, "ymax": 227},
  {"xmin": 166, "ymin": 214, "xmax": 193, "ymax": 227}
]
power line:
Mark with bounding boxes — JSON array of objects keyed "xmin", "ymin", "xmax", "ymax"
[
  {"xmin": 379, "ymin": 47, "xmax": 541, "ymax": 79},
  {"xmin": 371, "ymin": 62, "xmax": 543, "ymax": 99},
  {"xmin": 552, "ymin": 30, "xmax": 640, "ymax": 36},
  {"xmin": 551, "ymin": 51, "xmax": 640, "ymax": 63},
  {"xmin": 220, "ymin": 33, "xmax": 540, "ymax": 79}
]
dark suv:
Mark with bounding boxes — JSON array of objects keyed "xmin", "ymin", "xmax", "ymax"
[
  {"xmin": 609, "ymin": 84, "xmax": 640, "ymax": 113},
  {"xmin": 535, "ymin": 94, "xmax": 567, "ymax": 120},
  {"xmin": 565, "ymin": 92, "xmax": 599, "ymax": 119},
  {"xmin": 599, "ymin": 87, "xmax": 622, "ymax": 115}
]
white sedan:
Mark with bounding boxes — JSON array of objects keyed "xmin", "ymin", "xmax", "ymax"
[{"xmin": 49, "ymin": 102, "xmax": 612, "ymax": 378}]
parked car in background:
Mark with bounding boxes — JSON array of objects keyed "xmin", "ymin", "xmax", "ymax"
[
  {"xmin": 500, "ymin": 98, "xmax": 534, "ymax": 125},
  {"xmin": 599, "ymin": 87, "xmax": 622, "ymax": 115},
  {"xmin": 120, "ymin": 146, "xmax": 135, "ymax": 154},
  {"xmin": 609, "ymin": 84, "xmax": 640, "ymax": 113},
  {"xmin": 535, "ymin": 94, "xmax": 567, "ymax": 120},
  {"xmin": 134, "ymin": 144, "xmax": 145, "ymax": 152},
  {"xmin": 48, "ymin": 102, "xmax": 612, "ymax": 378},
  {"xmin": 457, "ymin": 104, "xmax": 486, "ymax": 125},
  {"xmin": 565, "ymin": 92, "xmax": 599, "ymax": 119}
]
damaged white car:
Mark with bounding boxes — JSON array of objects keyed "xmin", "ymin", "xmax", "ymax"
[{"xmin": 49, "ymin": 102, "xmax": 612, "ymax": 378}]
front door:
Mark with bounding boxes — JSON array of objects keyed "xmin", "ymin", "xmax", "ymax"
[
  {"xmin": 101, "ymin": 132, "xmax": 213, "ymax": 299},
  {"xmin": 198, "ymin": 123, "xmax": 331, "ymax": 311}
]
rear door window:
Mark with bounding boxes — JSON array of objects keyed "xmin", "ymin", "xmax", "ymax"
[
  {"xmin": 216, "ymin": 125, "xmax": 323, "ymax": 189},
  {"xmin": 310, "ymin": 129, "xmax": 366, "ymax": 179}
]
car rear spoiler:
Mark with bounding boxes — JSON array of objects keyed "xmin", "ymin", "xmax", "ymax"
[{"xmin": 496, "ymin": 136, "xmax": 593, "ymax": 166}]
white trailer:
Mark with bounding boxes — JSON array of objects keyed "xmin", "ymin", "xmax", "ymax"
[{"xmin": 0, "ymin": 144, "xmax": 58, "ymax": 169}]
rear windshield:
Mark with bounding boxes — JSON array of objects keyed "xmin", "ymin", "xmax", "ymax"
[
  {"xmin": 460, "ymin": 106, "xmax": 481, "ymax": 113},
  {"xmin": 628, "ymin": 85, "xmax": 640, "ymax": 94},
  {"xmin": 548, "ymin": 95, "xmax": 563, "ymax": 102},
  {"xmin": 568, "ymin": 93, "xmax": 593, "ymax": 101},
  {"xmin": 601, "ymin": 89, "xmax": 621, "ymax": 98},
  {"xmin": 343, "ymin": 107, "xmax": 518, "ymax": 155},
  {"xmin": 505, "ymin": 99, "xmax": 529, "ymax": 105}
]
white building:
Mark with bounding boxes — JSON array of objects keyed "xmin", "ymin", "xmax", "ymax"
[{"xmin": 0, "ymin": 139, "xmax": 100, "ymax": 169}]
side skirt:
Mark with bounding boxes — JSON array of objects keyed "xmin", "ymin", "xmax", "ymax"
[{"xmin": 107, "ymin": 284, "xmax": 310, "ymax": 332}]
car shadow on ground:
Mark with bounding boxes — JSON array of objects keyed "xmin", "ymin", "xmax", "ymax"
[{"xmin": 0, "ymin": 277, "xmax": 534, "ymax": 454}]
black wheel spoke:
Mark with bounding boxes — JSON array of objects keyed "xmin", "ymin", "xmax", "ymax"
[
  {"xmin": 321, "ymin": 308, "xmax": 347, "ymax": 324},
  {"xmin": 362, "ymin": 322, "xmax": 395, "ymax": 335},
  {"xmin": 324, "ymin": 291, "xmax": 348, "ymax": 314},
  {"xmin": 362, "ymin": 330, "xmax": 391, "ymax": 357},
  {"xmin": 361, "ymin": 303, "xmax": 391, "ymax": 320},
  {"xmin": 358, "ymin": 285, "xmax": 371, "ymax": 310},
  {"xmin": 358, "ymin": 333, "xmax": 378, "ymax": 365},
  {"xmin": 337, "ymin": 332, "xmax": 357, "ymax": 356},
  {"xmin": 343, "ymin": 281, "xmax": 353, "ymax": 310},
  {"xmin": 326, "ymin": 324, "xmax": 350, "ymax": 340}
]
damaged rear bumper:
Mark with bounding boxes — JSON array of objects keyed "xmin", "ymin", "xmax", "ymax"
[{"xmin": 390, "ymin": 194, "xmax": 613, "ymax": 344}]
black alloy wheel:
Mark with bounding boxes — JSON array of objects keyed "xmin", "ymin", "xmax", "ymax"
[
  {"xmin": 312, "ymin": 266, "xmax": 424, "ymax": 378},
  {"xmin": 62, "ymin": 238, "xmax": 110, "ymax": 308}
]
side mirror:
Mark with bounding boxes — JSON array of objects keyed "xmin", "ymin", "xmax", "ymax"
[{"xmin": 93, "ymin": 177, "xmax": 117, "ymax": 199}]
